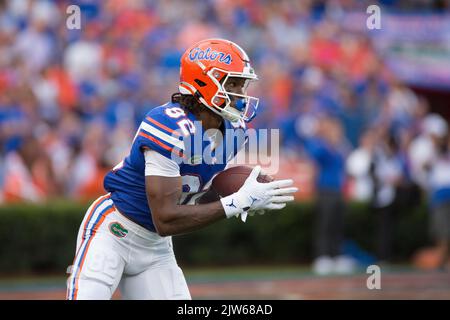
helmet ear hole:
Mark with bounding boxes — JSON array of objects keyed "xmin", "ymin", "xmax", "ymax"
[{"xmin": 194, "ymin": 79, "xmax": 207, "ymax": 87}]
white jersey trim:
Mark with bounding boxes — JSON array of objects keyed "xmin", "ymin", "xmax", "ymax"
[{"xmin": 144, "ymin": 149, "xmax": 181, "ymax": 177}]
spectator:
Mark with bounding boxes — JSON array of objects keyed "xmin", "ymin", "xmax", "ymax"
[
  {"xmin": 2, "ymin": 135, "xmax": 58, "ymax": 202},
  {"xmin": 346, "ymin": 128, "xmax": 377, "ymax": 203},
  {"xmin": 67, "ymin": 121, "xmax": 108, "ymax": 200},
  {"xmin": 424, "ymin": 133, "xmax": 450, "ymax": 270},
  {"xmin": 300, "ymin": 115, "xmax": 355, "ymax": 275},
  {"xmin": 369, "ymin": 131, "xmax": 406, "ymax": 264},
  {"xmin": 408, "ymin": 113, "xmax": 448, "ymax": 189}
]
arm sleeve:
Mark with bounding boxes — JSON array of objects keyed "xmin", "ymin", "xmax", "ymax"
[{"xmin": 144, "ymin": 149, "xmax": 181, "ymax": 177}]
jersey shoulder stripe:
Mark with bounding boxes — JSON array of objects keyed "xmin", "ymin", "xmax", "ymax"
[
  {"xmin": 139, "ymin": 121, "xmax": 184, "ymax": 150},
  {"xmin": 145, "ymin": 116, "xmax": 182, "ymax": 137},
  {"xmin": 135, "ymin": 104, "xmax": 188, "ymax": 159},
  {"xmin": 138, "ymin": 131, "xmax": 184, "ymax": 158}
]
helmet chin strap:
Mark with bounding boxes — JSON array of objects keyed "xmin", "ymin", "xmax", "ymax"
[{"xmin": 221, "ymin": 106, "xmax": 241, "ymax": 122}]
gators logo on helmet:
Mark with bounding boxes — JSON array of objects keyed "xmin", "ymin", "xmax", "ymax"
[{"xmin": 188, "ymin": 47, "xmax": 233, "ymax": 65}]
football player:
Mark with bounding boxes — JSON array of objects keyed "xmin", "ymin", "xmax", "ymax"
[{"xmin": 66, "ymin": 39, "xmax": 297, "ymax": 300}]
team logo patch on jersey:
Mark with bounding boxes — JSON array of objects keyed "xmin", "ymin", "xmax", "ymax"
[{"xmin": 109, "ymin": 222, "xmax": 128, "ymax": 238}]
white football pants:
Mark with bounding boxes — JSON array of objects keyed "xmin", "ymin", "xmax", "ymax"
[{"xmin": 66, "ymin": 194, "xmax": 191, "ymax": 300}]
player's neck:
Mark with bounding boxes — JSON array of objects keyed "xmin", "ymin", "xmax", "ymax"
[{"xmin": 195, "ymin": 108, "xmax": 223, "ymax": 132}]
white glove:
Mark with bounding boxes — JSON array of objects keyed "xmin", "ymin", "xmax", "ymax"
[{"xmin": 221, "ymin": 166, "xmax": 297, "ymax": 222}]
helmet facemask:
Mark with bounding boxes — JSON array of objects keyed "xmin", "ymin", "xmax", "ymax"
[{"xmin": 206, "ymin": 67, "xmax": 259, "ymax": 123}]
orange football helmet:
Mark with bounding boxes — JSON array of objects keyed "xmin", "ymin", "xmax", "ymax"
[{"xmin": 179, "ymin": 38, "xmax": 259, "ymax": 122}]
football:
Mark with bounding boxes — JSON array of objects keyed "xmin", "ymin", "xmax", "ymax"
[{"xmin": 211, "ymin": 165, "xmax": 273, "ymax": 197}]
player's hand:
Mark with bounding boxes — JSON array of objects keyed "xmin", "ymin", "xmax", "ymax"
[{"xmin": 221, "ymin": 165, "xmax": 297, "ymax": 221}]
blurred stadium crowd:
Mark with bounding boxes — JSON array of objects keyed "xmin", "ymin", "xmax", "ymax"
[{"xmin": 0, "ymin": 0, "xmax": 449, "ymax": 269}]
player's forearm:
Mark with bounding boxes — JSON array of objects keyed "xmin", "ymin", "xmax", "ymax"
[{"xmin": 152, "ymin": 201, "xmax": 226, "ymax": 236}]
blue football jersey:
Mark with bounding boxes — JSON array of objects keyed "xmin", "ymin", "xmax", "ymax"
[{"xmin": 103, "ymin": 102, "xmax": 247, "ymax": 232}]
